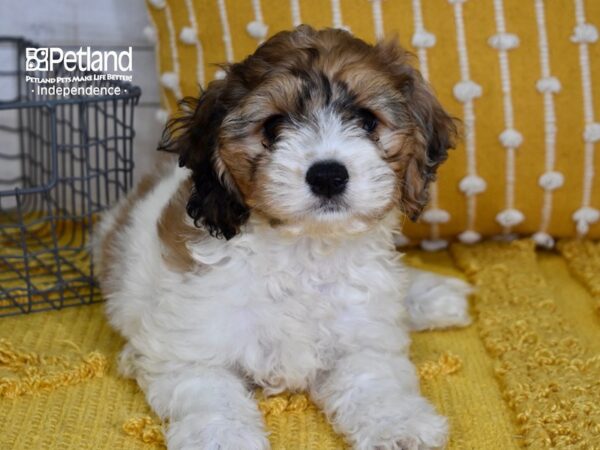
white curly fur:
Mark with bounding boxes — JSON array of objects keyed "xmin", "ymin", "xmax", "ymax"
[{"xmin": 94, "ymin": 161, "xmax": 471, "ymax": 450}]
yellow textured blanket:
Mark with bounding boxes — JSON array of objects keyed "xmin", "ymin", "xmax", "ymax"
[{"xmin": 1, "ymin": 241, "xmax": 599, "ymax": 449}]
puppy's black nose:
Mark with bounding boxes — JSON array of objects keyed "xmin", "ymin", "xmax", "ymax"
[{"xmin": 306, "ymin": 160, "xmax": 349, "ymax": 198}]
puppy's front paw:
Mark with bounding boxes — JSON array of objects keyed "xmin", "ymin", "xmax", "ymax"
[
  {"xmin": 167, "ymin": 414, "xmax": 270, "ymax": 450},
  {"xmin": 405, "ymin": 272, "xmax": 472, "ymax": 331},
  {"xmin": 352, "ymin": 398, "xmax": 448, "ymax": 450}
]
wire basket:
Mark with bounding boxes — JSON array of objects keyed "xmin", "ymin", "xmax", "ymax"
[{"xmin": 0, "ymin": 37, "xmax": 140, "ymax": 316}]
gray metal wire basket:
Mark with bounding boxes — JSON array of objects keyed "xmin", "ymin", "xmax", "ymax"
[{"xmin": 0, "ymin": 37, "xmax": 141, "ymax": 316}]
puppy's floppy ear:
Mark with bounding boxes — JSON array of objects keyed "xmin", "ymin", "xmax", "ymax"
[
  {"xmin": 158, "ymin": 81, "xmax": 249, "ymax": 240},
  {"xmin": 375, "ymin": 40, "xmax": 457, "ymax": 221},
  {"xmin": 400, "ymin": 84, "xmax": 457, "ymax": 221}
]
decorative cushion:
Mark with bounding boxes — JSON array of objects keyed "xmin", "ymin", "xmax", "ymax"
[{"xmin": 146, "ymin": 0, "xmax": 600, "ymax": 248}]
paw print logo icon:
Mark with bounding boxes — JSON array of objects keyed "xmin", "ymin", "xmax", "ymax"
[{"xmin": 26, "ymin": 48, "xmax": 49, "ymax": 71}]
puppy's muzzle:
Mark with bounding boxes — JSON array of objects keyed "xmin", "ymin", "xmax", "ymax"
[{"xmin": 306, "ymin": 160, "xmax": 349, "ymax": 198}]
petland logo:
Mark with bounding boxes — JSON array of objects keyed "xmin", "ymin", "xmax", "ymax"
[
  {"xmin": 26, "ymin": 47, "xmax": 133, "ymax": 72},
  {"xmin": 25, "ymin": 46, "xmax": 134, "ymax": 97}
]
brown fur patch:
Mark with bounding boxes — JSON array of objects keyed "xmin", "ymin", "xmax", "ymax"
[
  {"xmin": 157, "ymin": 178, "xmax": 206, "ymax": 272},
  {"xmin": 98, "ymin": 154, "xmax": 175, "ymax": 294}
]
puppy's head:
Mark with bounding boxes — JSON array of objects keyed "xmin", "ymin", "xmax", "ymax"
[{"xmin": 159, "ymin": 26, "xmax": 456, "ymax": 239}]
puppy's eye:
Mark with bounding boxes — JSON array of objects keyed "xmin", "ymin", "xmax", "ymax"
[
  {"xmin": 262, "ymin": 114, "xmax": 286, "ymax": 146},
  {"xmin": 359, "ymin": 109, "xmax": 378, "ymax": 134}
]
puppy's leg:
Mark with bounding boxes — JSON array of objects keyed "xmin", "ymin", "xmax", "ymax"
[
  {"xmin": 311, "ymin": 350, "xmax": 447, "ymax": 450},
  {"xmin": 404, "ymin": 268, "xmax": 472, "ymax": 331},
  {"xmin": 141, "ymin": 365, "xmax": 269, "ymax": 450}
]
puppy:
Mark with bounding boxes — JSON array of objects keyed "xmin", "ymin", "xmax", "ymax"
[{"xmin": 95, "ymin": 25, "xmax": 471, "ymax": 450}]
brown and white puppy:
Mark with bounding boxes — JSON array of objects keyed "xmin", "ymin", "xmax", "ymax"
[{"xmin": 95, "ymin": 26, "xmax": 471, "ymax": 450}]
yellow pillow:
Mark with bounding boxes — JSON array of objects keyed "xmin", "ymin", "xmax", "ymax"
[{"xmin": 146, "ymin": 0, "xmax": 600, "ymax": 248}]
